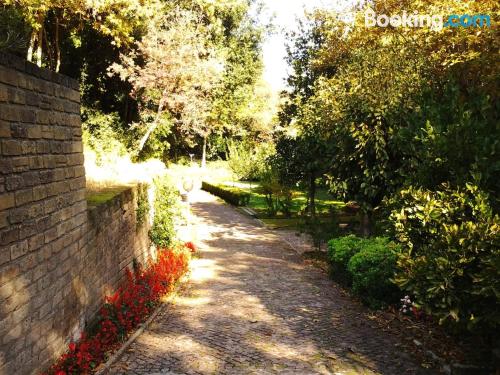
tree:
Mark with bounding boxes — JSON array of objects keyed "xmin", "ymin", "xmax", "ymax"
[
  {"xmin": 109, "ymin": 8, "xmax": 223, "ymax": 157},
  {"xmin": 281, "ymin": 0, "xmax": 499, "ymax": 234},
  {"xmin": 4, "ymin": 0, "xmax": 155, "ymax": 70},
  {"xmin": 272, "ymin": 128, "xmax": 329, "ymax": 217},
  {"xmin": 206, "ymin": 4, "xmax": 269, "ymax": 157},
  {"xmin": 274, "ymin": 11, "xmax": 336, "ymax": 218},
  {"xmin": 0, "ymin": 5, "xmax": 30, "ymax": 55}
]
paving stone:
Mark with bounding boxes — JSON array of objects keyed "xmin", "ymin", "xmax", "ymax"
[{"xmin": 109, "ymin": 190, "xmax": 435, "ymax": 375}]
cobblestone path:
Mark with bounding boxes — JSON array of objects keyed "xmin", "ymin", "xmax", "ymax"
[{"xmin": 109, "ymin": 191, "xmax": 432, "ymax": 375}]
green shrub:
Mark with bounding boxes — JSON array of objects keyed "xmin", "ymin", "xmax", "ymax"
[
  {"xmin": 227, "ymin": 140, "xmax": 274, "ymax": 181},
  {"xmin": 327, "ymin": 235, "xmax": 401, "ymax": 307},
  {"xmin": 201, "ymin": 182, "xmax": 250, "ymax": 206},
  {"xmin": 149, "ymin": 175, "xmax": 181, "ymax": 247},
  {"xmin": 81, "ymin": 107, "xmax": 128, "ymax": 165},
  {"xmin": 390, "ymin": 184, "xmax": 500, "ymax": 334},
  {"xmin": 347, "ymin": 239, "xmax": 400, "ymax": 308},
  {"xmin": 327, "ymin": 235, "xmax": 364, "ymax": 285}
]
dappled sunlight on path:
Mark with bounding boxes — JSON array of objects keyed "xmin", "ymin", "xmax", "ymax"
[{"xmin": 109, "ymin": 190, "xmax": 433, "ymax": 375}]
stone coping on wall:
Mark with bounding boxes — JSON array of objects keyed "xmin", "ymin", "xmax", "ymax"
[
  {"xmin": 0, "ymin": 52, "xmax": 79, "ymax": 90},
  {"xmin": 86, "ymin": 183, "xmax": 150, "ymax": 226},
  {"xmin": 86, "ymin": 185, "xmax": 135, "ymax": 208}
]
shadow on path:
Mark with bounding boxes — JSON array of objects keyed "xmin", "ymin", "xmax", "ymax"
[{"xmin": 108, "ymin": 191, "xmax": 435, "ymax": 375}]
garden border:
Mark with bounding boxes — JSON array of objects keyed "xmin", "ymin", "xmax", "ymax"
[{"xmin": 95, "ymin": 273, "xmax": 190, "ymax": 375}]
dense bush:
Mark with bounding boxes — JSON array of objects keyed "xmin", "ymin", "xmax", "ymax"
[
  {"xmin": 136, "ymin": 184, "xmax": 150, "ymax": 229},
  {"xmin": 347, "ymin": 239, "xmax": 400, "ymax": 308},
  {"xmin": 390, "ymin": 184, "xmax": 500, "ymax": 333},
  {"xmin": 302, "ymin": 206, "xmax": 340, "ymax": 250},
  {"xmin": 201, "ymin": 182, "xmax": 251, "ymax": 206},
  {"xmin": 328, "ymin": 235, "xmax": 401, "ymax": 307},
  {"xmin": 150, "ymin": 175, "xmax": 182, "ymax": 247},
  {"xmin": 327, "ymin": 235, "xmax": 364, "ymax": 285}
]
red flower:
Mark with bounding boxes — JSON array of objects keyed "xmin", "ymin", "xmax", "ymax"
[
  {"xmin": 45, "ymin": 246, "xmax": 191, "ymax": 375},
  {"xmin": 185, "ymin": 242, "xmax": 197, "ymax": 253}
]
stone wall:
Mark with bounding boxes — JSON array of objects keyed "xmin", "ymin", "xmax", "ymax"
[
  {"xmin": 0, "ymin": 53, "xmax": 154, "ymax": 375},
  {"xmin": 83, "ymin": 185, "xmax": 155, "ymax": 319}
]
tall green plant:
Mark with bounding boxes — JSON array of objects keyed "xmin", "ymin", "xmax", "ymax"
[
  {"xmin": 149, "ymin": 175, "xmax": 181, "ymax": 248},
  {"xmin": 390, "ymin": 184, "xmax": 499, "ymax": 333}
]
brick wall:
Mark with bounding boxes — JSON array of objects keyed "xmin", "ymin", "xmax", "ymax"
[
  {"xmin": 82, "ymin": 185, "xmax": 155, "ymax": 320},
  {"xmin": 0, "ymin": 53, "xmax": 155, "ymax": 374}
]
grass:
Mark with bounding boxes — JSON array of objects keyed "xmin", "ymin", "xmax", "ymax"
[
  {"xmin": 86, "ymin": 186, "xmax": 131, "ymax": 206},
  {"xmin": 85, "ymin": 149, "xmax": 167, "ymax": 192},
  {"xmin": 260, "ymin": 217, "xmax": 303, "ymax": 229},
  {"xmin": 219, "ymin": 181, "xmax": 345, "ymax": 218}
]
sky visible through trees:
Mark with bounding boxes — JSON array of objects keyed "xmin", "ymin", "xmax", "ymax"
[{"xmin": 259, "ymin": 0, "xmax": 354, "ymax": 91}]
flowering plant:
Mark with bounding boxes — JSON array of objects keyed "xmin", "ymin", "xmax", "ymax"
[
  {"xmin": 400, "ymin": 295, "xmax": 423, "ymax": 320},
  {"xmin": 184, "ymin": 241, "xmax": 197, "ymax": 253},
  {"xmin": 43, "ymin": 243, "xmax": 194, "ymax": 375}
]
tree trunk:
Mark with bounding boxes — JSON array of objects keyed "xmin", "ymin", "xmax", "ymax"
[
  {"xmin": 138, "ymin": 95, "xmax": 165, "ymax": 151},
  {"xmin": 43, "ymin": 27, "xmax": 53, "ymax": 69},
  {"xmin": 36, "ymin": 25, "xmax": 43, "ymax": 67},
  {"xmin": 28, "ymin": 12, "xmax": 45, "ymax": 66},
  {"xmin": 309, "ymin": 173, "xmax": 316, "ymax": 217},
  {"xmin": 27, "ymin": 30, "xmax": 36, "ymax": 62},
  {"xmin": 201, "ymin": 136, "xmax": 207, "ymax": 168},
  {"xmin": 55, "ymin": 16, "xmax": 61, "ymax": 72},
  {"xmin": 138, "ymin": 122, "xmax": 156, "ymax": 151},
  {"xmin": 360, "ymin": 211, "xmax": 372, "ymax": 237}
]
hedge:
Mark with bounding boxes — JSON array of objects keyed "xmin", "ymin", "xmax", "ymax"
[{"xmin": 201, "ymin": 181, "xmax": 251, "ymax": 206}]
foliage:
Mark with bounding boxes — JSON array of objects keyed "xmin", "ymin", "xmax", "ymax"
[
  {"xmin": 135, "ymin": 184, "xmax": 150, "ymax": 229},
  {"xmin": 390, "ymin": 184, "xmax": 500, "ymax": 333},
  {"xmin": 201, "ymin": 181, "xmax": 250, "ymax": 207},
  {"xmin": 347, "ymin": 239, "xmax": 400, "ymax": 308},
  {"xmin": 213, "ymin": 180, "xmax": 346, "ymax": 222},
  {"xmin": 105, "ymin": 0, "xmax": 266, "ymax": 161},
  {"xmin": 256, "ymin": 164, "xmax": 297, "ymax": 217},
  {"xmin": 149, "ymin": 175, "xmax": 181, "ymax": 248},
  {"xmin": 43, "ymin": 245, "xmax": 193, "ymax": 375},
  {"xmin": 270, "ymin": 131, "xmax": 329, "ymax": 217},
  {"xmin": 4, "ymin": 0, "xmax": 157, "ymax": 69},
  {"xmin": 275, "ymin": 12, "xmax": 337, "ymax": 218},
  {"xmin": 0, "ymin": 5, "xmax": 30, "ymax": 54},
  {"xmin": 327, "ymin": 235, "xmax": 364, "ymax": 285},
  {"xmin": 279, "ymin": 0, "xmax": 498, "ymax": 339},
  {"xmin": 280, "ymin": 0, "xmax": 499, "ymax": 234},
  {"xmin": 227, "ymin": 140, "xmax": 274, "ymax": 181},
  {"xmin": 6, "ymin": 0, "xmax": 267, "ymax": 164},
  {"xmin": 301, "ymin": 206, "xmax": 340, "ymax": 250},
  {"xmin": 328, "ymin": 235, "xmax": 400, "ymax": 307},
  {"xmin": 82, "ymin": 107, "xmax": 127, "ymax": 166},
  {"xmin": 109, "ymin": 7, "xmax": 223, "ymax": 155},
  {"xmin": 208, "ymin": 12, "xmax": 271, "ymax": 145}
]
